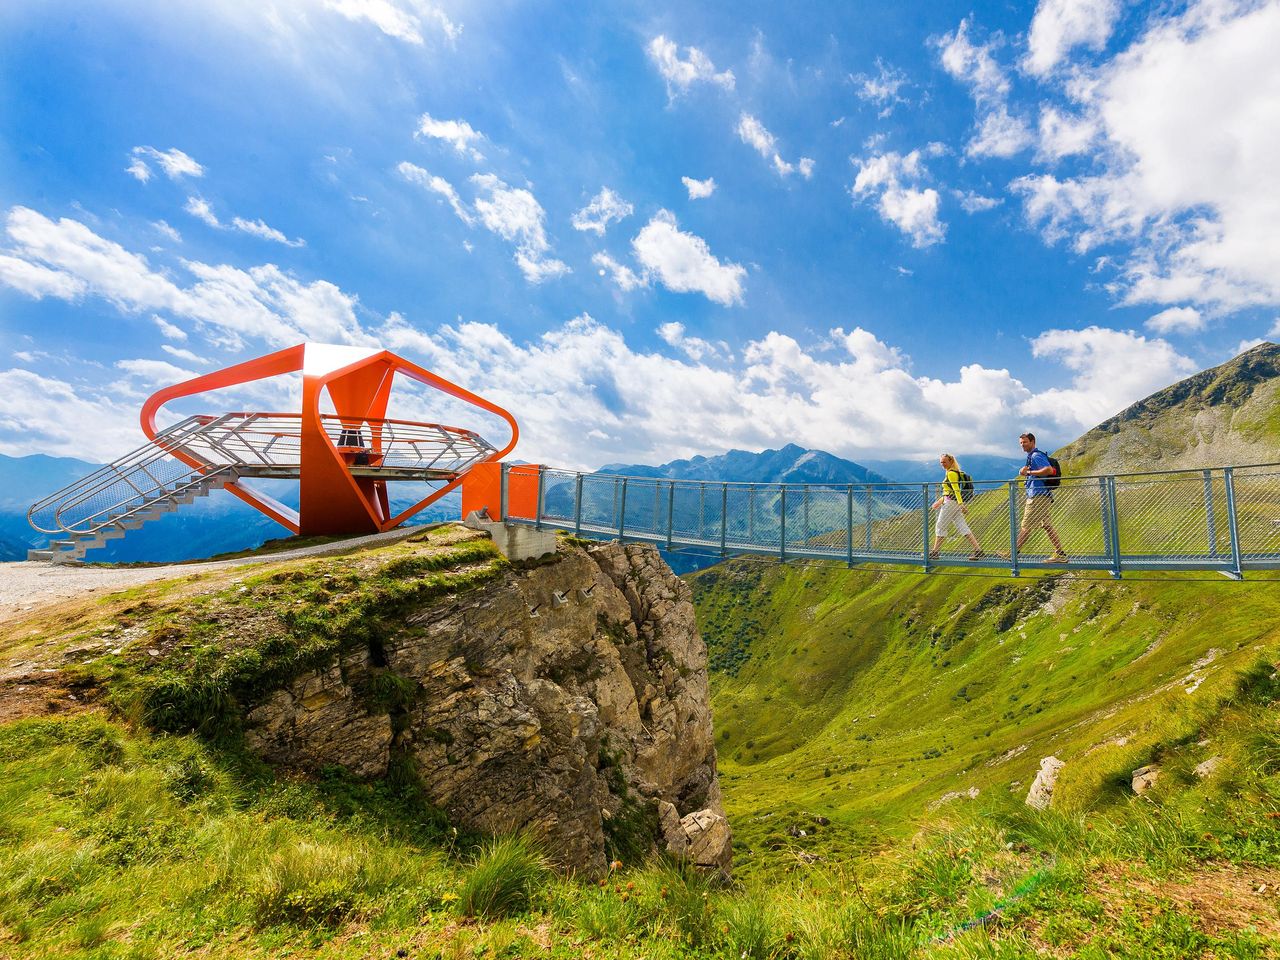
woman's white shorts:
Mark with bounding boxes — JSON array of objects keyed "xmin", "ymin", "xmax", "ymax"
[{"xmin": 937, "ymin": 498, "xmax": 972, "ymax": 537}]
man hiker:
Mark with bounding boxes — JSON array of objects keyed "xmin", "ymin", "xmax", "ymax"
[{"xmin": 1016, "ymin": 432, "xmax": 1068, "ymax": 563}]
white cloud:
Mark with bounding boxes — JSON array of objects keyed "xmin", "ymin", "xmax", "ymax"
[
  {"xmin": 1025, "ymin": 0, "xmax": 1122, "ymax": 76},
  {"xmin": 398, "ymin": 161, "xmax": 474, "ymax": 225},
  {"xmin": 116, "ymin": 357, "xmax": 197, "ymax": 386},
  {"xmin": 571, "ymin": 188, "xmax": 633, "ymax": 235},
  {"xmin": 956, "ymin": 190, "xmax": 1003, "ymax": 214},
  {"xmin": 851, "ymin": 150, "xmax": 946, "ymax": 248},
  {"xmin": 1145, "ymin": 306, "xmax": 1204, "ymax": 334},
  {"xmin": 631, "ymin": 210, "xmax": 746, "ymax": 306},
  {"xmin": 737, "ymin": 113, "xmax": 814, "ymax": 178},
  {"xmin": 0, "ymin": 368, "xmax": 143, "ymax": 460},
  {"xmin": 324, "ymin": 0, "xmax": 460, "ymax": 45},
  {"xmin": 160, "ymin": 344, "xmax": 209, "ymax": 365},
  {"xmin": 127, "ymin": 146, "xmax": 204, "ymax": 183},
  {"xmin": 0, "ymin": 254, "xmax": 88, "ymax": 300},
  {"xmin": 592, "ymin": 252, "xmax": 646, "ymax": 292},
  {"xmin": 415, "ymin": 113, "xmax": 484, "ymax": 160},
  {"xmin": 152, "ymin": 220, "xmax": 182, "ymax": 243},
  {"xmin": 153, "ymin": 315, "xmax": 188, "ymax": 341},
  {"xmin": 1023, "ymin": 326, "xmax": 1196, "ymax": 429},
  {"xmin": 657, "ymin": 321, "xmax": 727, "ymax": 362},
  {"xmin": 231, "ymin": 216, "xmax": 306, "ymax": 248},
  {"xmin": 0, "ymin": 206, "xmax": 370, "ymax": 348},
  {"xmin": 1036, "ymin": 105, "xmax": 1098, "ymax": 160},
  {"xmin": 185, "ymin": 196, "xmax": 221, "ymax": 228},
  {"xmin": 935, "ymin": 19, "xmax": 1033, "ymax": 158},
  {"xmin": 470, "ymin": 174, "xmax": 569, "ymax": 283},
  {"xmin": 646, "ymin": 35, "xmax": 735, "ymax": 98},
  {"xmin": 682, "ymin": 176, "xmax": 717, "ymax": 200},
  {"xmin": 1012, "ymin": 1, "xmax": 1280, "ymax": 312},
  {"xmin": 853, "ymin": 58, "xmax": 909, "ymax": 117}
]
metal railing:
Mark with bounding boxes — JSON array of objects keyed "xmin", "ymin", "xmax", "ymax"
[
  {"xmin": 29, "ymin": 411, "xmax": 497, "ymax": 536},
  {"xmin": 500, "ymin": 462, "xmax": 1280, "ymax": 579}
]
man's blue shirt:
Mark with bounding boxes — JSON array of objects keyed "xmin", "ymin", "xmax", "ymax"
[{"xmin": 1025, "ymin": 450, "xmax": 1052, "ymax": 496}]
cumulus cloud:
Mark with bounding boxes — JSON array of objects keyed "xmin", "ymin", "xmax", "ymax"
[
  {"xmin": 646, "ymin": 35, "xmax": 735, "ymax": 98},
  {"xmin": 851, "ymin": 149, "xmax": 946, "ymax": 247},
  {"xmin": 592, "ymin": 252, "xmax": 646, "ymax": 292},
  {"xmin": 1025, "ymin": 0, "xmax": 1122, "ymax": 76},
  {"xmin": 571, "ymin": 188, "xmax": 633, "ymax": 235},
  {"xmin": 657, "ymin": 321, "xmax": 727, "ymax": 362},
  {"xmin": 935, "ymin": 19, "xmax": 1033, "ymax": 158},
  {"xmin": 126, "ymin": 146, "xmax": 204, "ymax": 183},
  {"xmin": 1023, "ymin": 326, "xmax": 1196, "ymax": 428},
  {"xmin": 852, "ymin": 58, "xmax": 910, "ymax": 117},
  {"xmin": 0, "ymin": 206, "xmax": 368, "ymax": 349},
  {"xmin": 631, "ymin": 210, "xmax": 746, "ymax": 305},
  {"xmin": 955, "ymin": 190, "xmax": 1003, "ymax": 214},
  {"xmin": 737, "ymin": 113, "xmax": 814, "ymax": 178},
  {"xmin": 415, "ymin": 113, "xmax": 484, "ymax": 160},
  {"xmin": 324, "ymin": 0, "xmax": 460, "ymax": 45},
  {"xmin": 1145, "ymin": 306, "xmax": 1204, "ymax": 334},
  {"xmin": 1036, "ymin": 105, "xmax": 1098, "ymax": 160},
  {"xmin": 1012, "ymin": 1, "xmax": 1280, "ymax": 312},
  {"xmin": 398, "ymin": 161, "xmax": 474, "ymax": 224},
  {"xmin": 682, "ymin": 176, "xmax": 716, "ymax": 200},
  {"xmin": 470, "ymin": 174, "xmax": 569, "ymax": 283}
]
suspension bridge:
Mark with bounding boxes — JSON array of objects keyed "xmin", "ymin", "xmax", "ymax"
[{"xmin": 23, "ymin": 342, "xmax": 1280, "ymax": 578}]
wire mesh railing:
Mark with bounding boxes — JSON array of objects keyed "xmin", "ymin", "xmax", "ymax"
[{"xmin": 504, "ymin": 463, "xmax": 1280, "ymax": 578}]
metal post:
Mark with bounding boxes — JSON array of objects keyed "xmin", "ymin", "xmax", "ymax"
[
  {"xmin": 846, "ymin": 484, "xmax": 855, "ymax": 567},
  {"xmin": 1097, "ymin": 476, "xmax": 1109, "ymax": 563},
  {"xmin": 1224, "ymin": 467, "xmax": 1243, "ymax": 578},
  {"xmin": 499, "ymin": 462, "xmax": 510, "ymax": 521},
  {"xmin": 1008, "ymin": 481, "xmax": 1020, "ymax": 577},
  {"xmin": 534, "ymin": 466, "xmax": 545, "ymax": 530},
  {"xmin": 922, "ymin": 483, "xmax": 931, "ymax": 570},
  {"xmin": 1105, "ymin": 476, "xmax": 1122, "ymax": 579},
  {"xmin": 779, "ymin": 486, "xmax": 788, "ymax": 562},
  {"xmin": 1203, "ymin": 469, "xmax": 1218, "ymax": 555},
  {"xmin": 720, "ymin": 483, "xmax": 728, "ymax": 556},
  {"xmin": 618, "ymin": 477, "xmax": 628, "ymax": 542},
  {"xmin": 864, "ymin": 485, "xmax": 874, "ymax": 554},
  {"xmin": 666, "ymin": 481, "xmax": 675, "ymax": 550},
  {"xmin": 573, "ymin": 473, "xmax": 583, "ymax": 535}
]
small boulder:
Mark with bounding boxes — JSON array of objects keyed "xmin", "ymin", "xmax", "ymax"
[
  {"xmin": 1131, "ymin": 764, "xmax": 1161, "ymax": 794},
  {"xmin": 1193, "ymin": 756, "xmax": 1222, "ymax": 779},
  {"xmin": 1025, "ymin": 756, "xmax": 1064, "ymax": 810}
]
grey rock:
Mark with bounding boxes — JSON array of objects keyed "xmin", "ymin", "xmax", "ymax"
[
  {"xmin": 1194, "ymin": 756, "xmax": 1223, "ymax": 779},
  {"xmin": 1025, "ymin": 756, "xmax": 1064, "ymax": 810},
  {"xmin": 1131, "ymin": 764, "xmax": 1161, "ymax": 794},
  {"xmin": 242, "ymin": 541, "xmax": 728, "ymax": 877}
]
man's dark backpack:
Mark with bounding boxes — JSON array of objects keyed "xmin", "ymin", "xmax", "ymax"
[{"xmin": 1031, "ymin": 449, "xmax": 1063, "ymax": 489}]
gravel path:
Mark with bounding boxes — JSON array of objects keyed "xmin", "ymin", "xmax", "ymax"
[{"xmin": 0, "ymin": 525, "xmax": 441, "ymax": 623}]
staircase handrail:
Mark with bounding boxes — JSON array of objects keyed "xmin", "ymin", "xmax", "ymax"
[
  {"xmin": 69, "ymin": 464, "xmax": 241, "ymax": 537},
  {"xmin": 26, "ymin": 416, "xmax": 219, "ymax": 534}
]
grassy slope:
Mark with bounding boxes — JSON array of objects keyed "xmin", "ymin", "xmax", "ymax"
[{"xmin": 694, "ymin": 561, "xmax": 1280, "ymax": 878}]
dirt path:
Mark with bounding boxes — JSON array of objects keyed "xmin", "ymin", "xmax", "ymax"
[{"xmin": 0, "ymin": 525, "xmax": 441, "ymax": 625}]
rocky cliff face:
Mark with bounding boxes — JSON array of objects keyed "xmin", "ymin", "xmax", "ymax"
[{"xmin": 244, "ymin": 540, "xmax": 730, "ymax": 876}]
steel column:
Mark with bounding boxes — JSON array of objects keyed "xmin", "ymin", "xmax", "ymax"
[
  {"xmin": 573, "ymin": 473, "xmax": 583, "ymax": 535},
  {"xmin": 499, "ymin": 462, "xmax": 509, "ymax": 521},
  {"xmin": 846, "ymin": 484, "xmax": 855, "ymax": 567},
  {"xmin": 534, "ymin": 466, "xmax": 546, "ymax": 530},
  {"xmin": 779, "ymin": 486, "xmax": 787, "ymax": 562},
  {"xmin": 618, "ymin": 477, "xmax": 628, "ymax": 541},
  {"xmin": 1203, "ymin": 469, "xmax": 1218, "ymax": 555},
  {"xmin": 921, "ymin": 483, "xmax": 931, "ymax": 571},
  {"xmin": 1224, "ymin": 467, "xmax": 1243, "ymax": 578},
  {"xmin": 1008, "ymin": 481, "xmax": 1020, "ymax": 577},
  {"xmin": 720, "ymin": 483, "xmax": 728, "ymax": 556},
  {"xmin": 1105, "ymin": 476, "xmax": 1122, "ymax": 579}
]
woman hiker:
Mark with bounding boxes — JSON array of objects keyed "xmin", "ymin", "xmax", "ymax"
[{"xmin": 929, "ymin": 453, "xmax": 985, "ymax": 561}]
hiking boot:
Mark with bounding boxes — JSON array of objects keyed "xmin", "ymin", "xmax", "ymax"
[
  {"xmin": 928, "ymin": 550, "xmax": 940, "ymax": 560},
  {"xmin": 1045, "ymin": 552, "xmax": 1069, "ymax": 563},
  {"xmin": 968, "ymin": 550, "xmax": 986, "ymax": 561}
]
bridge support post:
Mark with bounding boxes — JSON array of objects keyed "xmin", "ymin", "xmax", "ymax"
[
  {"xmin": 1203, "ymin": 469, "xmax": 1218, "ymax": 555},
  {"xmin": 534, "ymin": 465, "xmax": 545, "ymax": 530},
  {"xmin": 1007, "ymin": 481, "xmax": 1020, "ymax": 577},
  {"xmin": 618, "ymin": 478, "xmax": 628, "ymax": 542},
  {"xmin": 573, "ymin": 473, "xmax": 583, "ymax": 536},
  {"xmin": 666, "ymin": 481, "xmax": 675, "ymax": 550},
  {"xmin": 846, "ymin": 484, "xmax": 854, "ymax": 567},
  {"xmin": 921, "ymin": 483, "xmax": 931, "ymax": 572},
  {"xmin": 1105, "ymin": 476, "xmax": 1122, "ymax": 579},
  {"xmin": 1224, "ymin": 467, "xmax": 1243, "ymax": 579},
  {"xmin": 720, "ymin": 483, "xmax": 728, "ymax": 556},
  {"xmin": 500, "ymin": 462, "xmax": 509, "ymax": 521},
  {"xmin": 779, "ymin": 486, "xmax": 787, "ymax": 562}
]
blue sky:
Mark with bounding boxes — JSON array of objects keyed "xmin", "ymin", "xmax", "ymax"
[{"xmin": 1, "ymin": 0, "xmax": 1278, "ymax": 468}]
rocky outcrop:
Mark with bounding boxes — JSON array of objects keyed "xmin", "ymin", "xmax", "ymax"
[
  {"xmin": 242, "ymin": 540, "xmax": 729, "ymax": 877},
  {"xmin": 1025, "ymin": 756, "xmax": 1064, "ymax": 810},
  {"xmin": 1131, "ymin": 764, "xmax": 1161, "ymax": 795}
]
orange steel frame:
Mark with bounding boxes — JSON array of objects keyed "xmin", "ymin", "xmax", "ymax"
[{"xmin": 140, "ymin": 343, "xmax": 519, "ymax": 536}]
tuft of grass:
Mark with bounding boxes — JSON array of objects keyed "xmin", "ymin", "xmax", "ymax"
[{"xmin": 455, "ymin": 833, "xmax": 550, "ymax": 920}]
